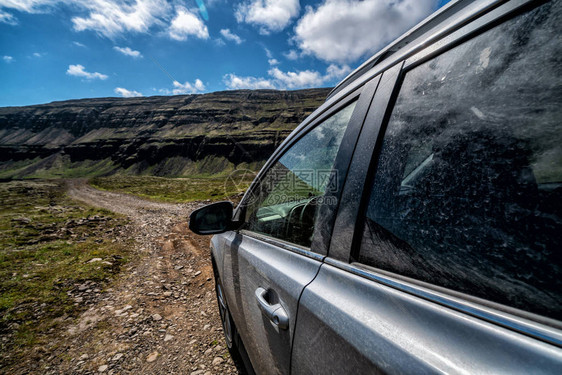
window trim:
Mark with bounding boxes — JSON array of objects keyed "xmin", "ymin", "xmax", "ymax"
[
  {"xmin": 239, "ymin": 229, "xmax": 325, "ymax": 262},
  {"xmin": 329, "ymin": 63, "xmax": 403, "ymax": 261},
  {"xmin": 325, "ymin": 257, "xmax": 562, "ymax": 348},
  {"xmin": 336, "ymin": 0, "xmax": 562, "ymax": 336}
]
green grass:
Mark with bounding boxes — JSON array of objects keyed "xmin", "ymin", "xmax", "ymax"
[
  {"xmin": 0, "ymin": 180, "xmax": 132, "ymax": 360},
  {"xmin": 89, "ymin": 174, "xmax": 256, "ymax": 203},
  {"xmin": 0, "ymin": 156, "xmax": 118, "ymax": 180}
]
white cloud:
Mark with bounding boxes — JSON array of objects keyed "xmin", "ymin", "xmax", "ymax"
[
  {"xmin": 220, "ymin": 28, "xmax": 243, "ymax": 44},
  {"xmin": 73, "ymin": 41, "xmax": 86, "ymax": 48},
  {"xmin": 172, "ymin": 79, "xmax": 205, "ymax": 94},
  {"xmin": 294, "ymin": 0, "xmax": 436, "ymax": 63},
  {"xmin": 264, "ymin": 48, "xmax": 279, "ymax": 65},
  {"xmin": 223, "ymin": 74, "xmax": 276, "ymax": 90},
  {"xmin": 224, "ymin": 64, "xmax": 350, "ymax": 90},
  {"xmin": 32, "ymin": 52, "xmax": 44, "ymax": 57},
  {"xmin": 3, "ymin": 55, "xmax": 13, "ymax": 63},
  {"xmin": 0, "ymin": 9, "xmax": 17, "ymax": 25},
  {"xmin": 0, "ymin": 0, "xmax": 211, "ymax": 40},
  {"xmin": 0, "ymin": 1, "xmax": 171, "ymax": 36},
  {"xmin": 326, "ymin": 63, "xmax": 351, "ymax": 79},
  {"xmin": 114, "ymin": 46, "xmax": 142, "ymax": 58},
  {"xmin": 66, "ymin": 64, "xmax": 108, "ymax": 80},
  {"xmin": 168, "ymin": 7, "xmax": 209, "ymax": 41},
  {"xmin": 114, "ymin": 87, "xmax": 143, "ymax": 97},
  {"xmin": 268, "ymin": 67, "xmax": 325, "ymax": 88},
  {"xmin": 71, "ymin": 0, "xmax": 171, "ymax": 38},
  {"xmin": 236, "ymin": 0, "xmax": 300, "ymax": 34},
  {"xmin": 0, "ymin": 0, "xmax": 52, "ymax": 13},
  {"xmin": 264, "ymin": 47, "xmax": 274, "ymax": 59},
  {"xmin": 284, "ymin": 49, "xmax": 299, "ymax": 60},
  {"xmin": 262, "ymin": 48, "xmax": 279, "ymax": 65}
]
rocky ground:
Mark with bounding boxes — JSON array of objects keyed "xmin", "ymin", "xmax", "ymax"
[{"xmin": 10, "ymin": 180, "xmax": 240, "ymax": 374}]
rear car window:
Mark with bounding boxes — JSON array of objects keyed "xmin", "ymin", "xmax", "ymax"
[
  {"xmin": 357, "ymin": 2, "xmax": 562, "ymax": 320},
  {"xmin": 244, "ymin": 101, "xmax": 357, "ymax": 248}
]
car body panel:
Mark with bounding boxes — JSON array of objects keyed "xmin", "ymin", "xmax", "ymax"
[
  {"xmin": 292, "ymin": 263, "xmax": 562, "ymax": 374},
  {"xmin": 216, "ymin": 231, "xmax": 322, "ymax": 375}
]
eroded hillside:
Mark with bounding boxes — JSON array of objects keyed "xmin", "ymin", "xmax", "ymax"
[{"xmin": 0, "ymin": 89, "xmax": 330, "ymax": 178}]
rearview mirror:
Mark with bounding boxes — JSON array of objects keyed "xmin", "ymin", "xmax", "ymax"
[{"xmin": 189, "ymin": 201, "xmax": 235, "ymax": 235}]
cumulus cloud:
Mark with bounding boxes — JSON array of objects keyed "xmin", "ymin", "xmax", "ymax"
[
  {"xmin": 294, "ymin": 0, "xmax": 437, "ymax": 63},
  {"xmin": 168, "ymin": 7, "xmax": 209, "ymax": 41},
  {"xmin": 263, "ymin": 48, "xmax": 279, "ymax": 65},
  {"xmin": 236, "ymin": 0, "xmax": 300, "ymax": 34},
  {"xmin": 224, "ymin": 63, "xmax": 350, "ymax": 90},
  {"xmin": 32, "ymin": 52, "xmax": 44, "ymax": 58},
  {"xmin": 0, "ymin": 1, "xmax": 171, "ymax": 37},
  {"xmin": 114, "ymin": 87, "xmax": 143, "ymax": 97},
  {"xmin": 172, "ymin": 79, "xmax": 205, "ymax": 94},
  {"xmin": 3, "ymin": 55, "xmax": 13, "ymax": 63},
  {"xmin": 0, "ymin": 0, "xmax": 213, "ymax": 41},
  {"xmin": 71, "ymin": 0, "xmax": 171, "ymax": 38},
  {"xmin": 220, "ymin": 28, "xmax": 243, "ymax": 44},
  {"xmin": 283, "ymin": 49, "xmax": 299, "ymax": 60},
  {"xmin": 114, "ymin": 46, "xmax": 142, "ymax": 58},
  {"xmin": 223, "ymin": 74, "xmax": 276, "ymax": 90},
  {"xmin": 73, "ymin": 41, "xmax": 86, "ymax": 48},
  {"xmin": 268, "ymin": 67, "xmax": 325, "ymax": 88},
  {"xmin": 325, "ymin": 63, "xmax": 351, "ymax": 80},
  {"xmin": 0, "ymin": 9, "xmax": 17, "ymax": 25},
  {"xmin": 66, "ymin": 64, "xmax": 108, "ymax": 80}
]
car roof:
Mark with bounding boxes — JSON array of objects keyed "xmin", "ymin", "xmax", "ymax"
[{"xmin": 327, "ymin": 0, "xmax": 496, "ymax": 101}]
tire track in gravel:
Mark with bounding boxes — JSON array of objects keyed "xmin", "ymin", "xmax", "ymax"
[{"xmin": 17, "ymin": 179, "xmax": 239, "ymax": 375}]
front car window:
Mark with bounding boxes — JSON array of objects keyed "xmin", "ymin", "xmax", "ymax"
[
  {"xmin": 358, "ymin": 2, "xmax": 562, "ymax": 320},
  {"xmin": 243, "ymin": 101, "xmax": 357, "ymax": 248}
]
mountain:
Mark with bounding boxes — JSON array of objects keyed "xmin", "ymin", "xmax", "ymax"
[{"xmin": 0, "ymin": 88, "xmax": 331, "ymax": 179}]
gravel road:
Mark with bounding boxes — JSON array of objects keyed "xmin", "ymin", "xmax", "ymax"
[{"xmin": 18, "ymin": 180, "xmax": 240, "ymax": 375}]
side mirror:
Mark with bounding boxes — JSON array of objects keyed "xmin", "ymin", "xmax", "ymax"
[{"xmin": 189, "ymin": 201, "xmax": 237, "ymax": 235}]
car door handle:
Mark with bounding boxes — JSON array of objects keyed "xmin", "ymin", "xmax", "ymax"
[{"xmin": 255, "ymin": 287, "xmax": 289, "ymax": 330}]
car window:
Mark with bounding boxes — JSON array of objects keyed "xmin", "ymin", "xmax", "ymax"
[
  {"xmin": 244, "ymin": 101, "xmax": 357, "ymax": 248},
  {"xmin": 358, "ymin": 2, "xmax": 562, "ymax": 320}
]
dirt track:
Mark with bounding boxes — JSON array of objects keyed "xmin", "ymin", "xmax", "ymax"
[{"xmin": 17, "ymin": 180, "xmax": 239, "ymax": 374}]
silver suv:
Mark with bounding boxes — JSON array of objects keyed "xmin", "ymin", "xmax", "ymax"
[{"xmin": 189, "ymin": 0, "xmax": 562, "ymax": 373}]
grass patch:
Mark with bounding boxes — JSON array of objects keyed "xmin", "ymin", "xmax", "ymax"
[
  {"xmin": 89, "ymin": 174, "xmax": 256, "ymax": 203},
  {"xmin": 0, "ymin": 180, "xmax": 132, "ymax": 363}
]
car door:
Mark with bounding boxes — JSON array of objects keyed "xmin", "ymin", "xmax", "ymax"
[
  {"xmin": 292, "ymin": 1, "xmax": 562, "ymax": 374},
  {"xmin": 215, "ymin": 79, "xmax": 380, "ymax": 375}
]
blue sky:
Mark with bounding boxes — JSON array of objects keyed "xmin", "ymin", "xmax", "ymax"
[{"xmin": 0, "ymin": 0, "xmax": 449, "ymax": 106}]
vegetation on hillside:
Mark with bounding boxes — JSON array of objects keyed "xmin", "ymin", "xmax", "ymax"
[
  {"xmin": 0, "ymin": 89, "xmax": 330, "ymax": 180},
  {"xmin": 89, "ymin": 174, "xmax": 256, "ymax": 203},
  {"xmin": 0, "ymin": 180, "xmax": 132, "ymax": 364}
]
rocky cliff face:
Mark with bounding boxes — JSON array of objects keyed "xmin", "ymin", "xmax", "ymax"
[{"xmin": 0, "ymin": 88, "xmax": 330, "ymax": 178}]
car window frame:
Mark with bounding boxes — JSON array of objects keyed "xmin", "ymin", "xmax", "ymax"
[
  {"xmin": 235, "ymin": 77, "xmax": 379, "ymax": 256},
  {"xmin": 328, "ymin": 0, "xmax": 562, "ymax": 346}
]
